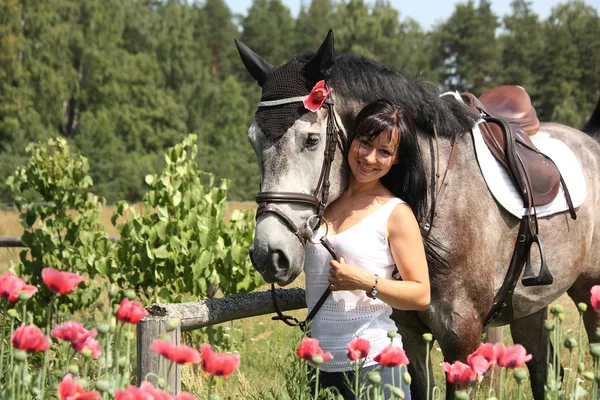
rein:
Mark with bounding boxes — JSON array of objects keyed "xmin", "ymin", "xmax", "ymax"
[{"xmin": 253, "ymin": 96, "xmax": 346, "ymax": 330}]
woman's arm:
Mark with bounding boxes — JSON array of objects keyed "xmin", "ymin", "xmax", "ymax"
[{"xmin": 328, "ymin": 203, "xmax": 430, "ymax": 310}]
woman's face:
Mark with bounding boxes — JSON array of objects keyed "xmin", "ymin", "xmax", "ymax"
[{"xmin": 348, "ymin": 129, "xmax": 400, "ymax": 184}]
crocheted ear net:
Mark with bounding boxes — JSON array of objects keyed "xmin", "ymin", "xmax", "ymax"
[{"xmin": 255, "ymin": 60, "xmax": 316, "ymax": 139}]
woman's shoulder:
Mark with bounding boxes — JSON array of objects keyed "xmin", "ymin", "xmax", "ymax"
[{"xmin": 387, "ymin": 200, "xmax": 419, "ymax": 237}]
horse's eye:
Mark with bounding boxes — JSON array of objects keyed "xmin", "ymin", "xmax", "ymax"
[{"xmin": 306, "ymin": 135, "xmax": 320, "ymax": 149}]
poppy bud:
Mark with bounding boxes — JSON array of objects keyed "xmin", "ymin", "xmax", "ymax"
[
  {"xmin": 95, "ymin": 380, "xmax": 110, "ymax": 392},
  {"xmin": 125, "ymin": 290, "xmax": 136, "ymax": 300},
  {"xmin": 118, "ymin": 357, "xmax": 127, "ymax": 367},
  {"xmin": 455, "ymin": 390, "xmax": 469, "ymax": 400},
  {"xmin": 18, "ymin": 291, "xmax": 32, "ymax": 301},
  {"xmin": 312, "ymin": 355, "xmax": 324, "ymax": 365},
  {"xmin": 578, "ymin": 362, "xmax": 585, "ymax": 373},
  {"xmin": 513, "ymin": 369, "xmax": 527, "ymax": 382},
  {"xmin": 387, "ymin": 330, "xmax": 397, "ymax": 339},
  {"xmin": 423, "ymin": 333, "xmax": 433, "ymax": 343},
  {"xmin": 368, "ymin": 371, "xmax": 381, "ymax": 385},
  {"xmin": 108, "ymin": 284, "xmax": 118, "ymax": 299},
  {"xmin": 390, "ymin": 386, "xmax": 404, "ymax": 398},
  {"xmin": 97, "ymin": 324, "xmax": 109, "ymax": 334},
  {"xmin": 167, "ymin": 318, "xmax": 181, "ymax": 332},
  {"xmin": 550, "ymin": 304, "xmax": 563, "ymax": 315},
  {"xmin": 590, "ymin": 345, "xmax": 600, "ymax": 358},
  {"xmin": 558, "ymin": 313, "xmax": 565, "ymax": 322},
  {"xmin": 564, "ymin": 338, "xmax": 578, "ymax": 350},
  {"xmin": 578, "ymin": 303, "xmax": 587, "ymax": 313},
  {"xmin": 544, "ymin": 321, "xmax": 555, "ymax": 332},
  {"xmin": 208, "ymin": 395, "xmax": 221, "ymax": 400},
  {"xmin": 403, "ymin": 371, "xmax": 412, "ymax": 385},
  {"xmin": 7, "ymin": 309, "xmax": 17, "ymax": 318},
  {"xmin": 14, "ymin": 350, "xmax": 27, "ymax": 362},
  {"xmin": 68, "ymin": 364, "xmax": 80, "ymax": 375},
  {"xmin": 81, "ymin": 348, "xmax": 93, "ymax": 359},
  {"xmin": 75, "ymin": 379, "xmax": 88, "ymax": 390},
  {"xmin": 583, "ymin": 372, "xmax": 595, "ymax": 381}
]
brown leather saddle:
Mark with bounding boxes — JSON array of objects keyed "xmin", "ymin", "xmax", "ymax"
[
  {"xmin": 460, "ymin": 86, "xmax": 577, "ymax": 324},
  {"xmin": 462, "ymin": 86, "xmax": 562, "ymax": 206}
]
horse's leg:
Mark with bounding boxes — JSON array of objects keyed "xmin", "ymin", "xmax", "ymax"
[
  {"xmin": 394, "ymin": 311, "xmax": 434, "ymax": 400},
  {"xmin": 510, "ymin": 308, "xmax": 554, "ymax": 400},
  {"xmin": 567, "ymin": 281, "xmax": 600, "ymax": 344},
  {"xmin": 434, "ymin": 314, "xmax": 483, "ymax": 400}
]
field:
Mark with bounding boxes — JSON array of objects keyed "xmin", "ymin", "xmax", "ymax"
[{"xmin": 0, "ymin": 204, "xmax": 595, "ymax": 399}]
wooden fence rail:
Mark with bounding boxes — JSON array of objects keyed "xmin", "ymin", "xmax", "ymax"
[{"xmin": 137, "ymin": 287, "xmax": 306, "ymax": 393}]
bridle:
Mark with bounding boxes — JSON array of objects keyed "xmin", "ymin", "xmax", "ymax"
[{"xmin": 251, "ymin": 94, "xmax": 347, "ymax": 330}]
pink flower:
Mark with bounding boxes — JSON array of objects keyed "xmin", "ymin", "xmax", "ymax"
[
  {"xmin": 442, "ymin": 361, "xmax": 477, "ymax": 384},
  {"xmin": 74, "ymin": 337, "xmax": 102, "ymax": 358},
  {"xmin": 42, "ymin": 268, "xmax": 83, "ymax": 295},
  {"xmin": 468, "ymin": 354, "xmax": 492, "ymax": 376},
  {"xmin": 150, "ymin": 339, "xmax": 200, "ymax": 364},
  {"xmin": 58, "ymin": 374, "xmax": 101, "ymax": 399},
  {"xmin": 347, "ymin": 337, "xmax": 371, "ymax": 361},
  {"xmin": 296, "ymin": 337, "xmax": 333, "ymax": 364},
  {"xmin": 12, "ymin": 324, "xmax": 50, "ymax": 353},
  {"xmin": 115, "ymin": 381, "xmax": 171, "ymax": 399},
  {"xmin": 497, "ymin": 344, "xmax": 532, "ymax": 368},
  {"xmin": 116, "ymin": 298, "xmax": 148, "ymax": 324},
  {"xmin": 174, "ymin": 393, "xmax": 197, "ymax": 400},
  {"xmin": 591, "ymin": 285, "xmax": 600, "ymax": 313},
  {"xmin": 373, "ymin": 345, "xmax": 410, "ymax": 367},
  {"xmin": 303, "ymin": 80, "xmax": 332, "ymax": 112},
  {"xmin": 52, "ymin": 321, "xmax": 96, "ymax": 345},
  {"xmin": 467, "ymin": 343, "xmax": 501, "ymax": 375},
  {"xmin": 200, "ymin": 344, "xmax": 241, "ymax": 377},
  {"xmin": 0, "ymin": 271, "xmax": 38, "ymax": 302}
]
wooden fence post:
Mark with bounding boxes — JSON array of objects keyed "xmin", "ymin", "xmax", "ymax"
[{"xmin": 136, "ymin": 316, "xmax": 181, "ymax": 393}]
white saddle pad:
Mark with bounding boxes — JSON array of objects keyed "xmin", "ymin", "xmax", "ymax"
[{"xmin": 471, "ymin": 122, "xmax": 586, "ymax": 218}]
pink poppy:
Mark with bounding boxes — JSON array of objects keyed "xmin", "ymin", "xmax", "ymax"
[
  {"xmin": 296, "ymin": 337, "xmax": 333, "ymax": 364},
  {"xmin": 116, "ymin": 298, "xmax": 148, "ymax": 324},
  {"xmin": 174, "ymin": 393, "xmax": 197, "ymax": 400},
  {"xmin": 58, "ymin": 374, "xmax": 101, "ymax": 400},
  {"xmin": 373, "ymin": 345, "xmax": 410, "ymax": 367},
  {"xmin": 347, "ymin": 337, "xmax": 371, "ymax": 361},
  {"xmin": 200, "ymin": 344, "xmax": 241, "ymax": 377},
  {"xmin": 115, "ymin": 381, "xmax": 171, "ymax": 400},
  {"xmin": 151, "ymin": 339, "xmax": 200, "ymax": 364},
  {"xmin": 42, "ymin": 268, "xmax": 83, "ymax": 295},
  {"xmin": 303, "ymin": 80, "xmax": 333, "ymax": 112},
  {"xmin": 442, "ymin": 360, "xmax": 477, "ymax": 384},
  {"xmin": 74, "ymin": 337, "xmax": 102, "ymax": 358},
  {"xmin": 591, "ymin": 285, "xmax": 600, "ymax": 313},
  {"xmin": 467, "ymin": 342, "xmax": 501, "ymax": 374},
  {"xmin": 0, "ymin": 271, "xmax": 38, "ymax": 302},
  {"xmin": 52, "ymin": 321, "xmax": 97, "ymax": 345},
  {"xmin": 497, "ymin": 344, "xmax": 532, "ymax": 368},
  {"xmin": 12, "ymin": 324, "xmax": 50, "ymax": 353}
]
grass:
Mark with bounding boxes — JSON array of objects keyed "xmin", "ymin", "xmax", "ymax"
[{"xmin": 1, "ymin": 204, "xmax": 597, "ymax": 399}]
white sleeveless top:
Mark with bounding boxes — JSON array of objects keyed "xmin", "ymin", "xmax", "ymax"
[{"xmin": 304, "ymin": 198, "xmax": 405, "ymax": 372}]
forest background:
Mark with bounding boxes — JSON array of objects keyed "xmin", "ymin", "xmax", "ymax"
[{"xmin": 1, "ymin": 0, "xmax": 599, "ymax": 204}]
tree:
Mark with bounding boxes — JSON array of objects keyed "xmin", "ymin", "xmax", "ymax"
[
  {"xmin": 294, "ymin": 0, "xmax": 335, "ymax": 52},
  {"xmin": 432, "ymin": 0, "xmax": 501, "ymax": 93}
]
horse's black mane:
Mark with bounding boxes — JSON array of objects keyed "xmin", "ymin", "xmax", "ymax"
[{"xmin": 292, "ymin": 52, "xmax": 480, "ymax": 137}]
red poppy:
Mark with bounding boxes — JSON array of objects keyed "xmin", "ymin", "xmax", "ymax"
[
  {"xmin": 74, "ymin": 337, "xmax": 102, "ymax": 358},
  {"xmin": 150, "ymin": 339, "xmax": 200, "ymax": 364},
  {"xmin": 347, "ymin": 337, "xmax": 371, "ymax": 361},
  {"xmin": 497, "ymin": 344, "xmax": 532, "ymax": 368},
  {"xmin": 174, "ymin": 393, "xmax": 197, "ymax": 400},
  {"xmin": 116, "ymin": 298, "xmax": 148, "ymax": 324},
  {"xmin": 200, "ymin": 344, "xmax": 241, "ymax": 377},
  {"xmin": 52, "ymin": 321, "xmax": 97, "ymax": 345},
  {"xmin": 58, "ymin": 374, "xmax": 101, "ymax": 400},
  {"xmin": 12, "ymin": 324, "xmax": 50, "ymax": 353},
  {"xmin": 591, "ymin": 285, "xmax": 600, "ymax": 313},
  {"xmin": 442, "ymin": 361, "xmax": 477, "ymax": 384},
  {"xmin": 42, "ymin": 268, "xmax": 83, "ymax": 295},
  {"xmin": 296, "ymin": 337, "xmax": 333, "ymax": 364},
  {"xmin": 303, "ymin": 80, "xmax": 333, "ymax": 112},
  {"xmin": 0, "ymin": 271, "xmax": 38, "ymax": 302},
  {"xmin": 373, "ymin": 345, "xmax": 410, "ymax": 367},
  {"xmin": 467, "ymin": 343, "xmax": 500, "ymax": 375},
  {"xmin": 115, "ymin": 381, "xmax": 171, "ymax": 400}
]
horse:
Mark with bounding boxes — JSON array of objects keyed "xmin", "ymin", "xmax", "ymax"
[{"xmin": 235, "ymin": 30, "xmax": 600, "ymax": 399}]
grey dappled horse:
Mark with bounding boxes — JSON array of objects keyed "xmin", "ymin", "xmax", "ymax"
[{"xmin": 236, "ymin": 31, "xmax": 600, "ymax": 399}]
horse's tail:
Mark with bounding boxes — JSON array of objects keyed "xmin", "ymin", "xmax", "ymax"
[{"xmin": 583, "ymin": 95, "xmax": 600, "ymax": 140}]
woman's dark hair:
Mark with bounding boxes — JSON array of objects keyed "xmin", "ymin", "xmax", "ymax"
[
  {"xmin": 350, "ymin": 99, "xmax": 427, "ymax": 220},
  {"xmin": 350, "ymin": 99, "xmax": 449, "ymax": 278}
]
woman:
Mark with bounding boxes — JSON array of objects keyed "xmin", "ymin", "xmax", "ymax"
[{"xmin": 305, "ymin": 99, "xmax": 430, "ymax": 399}]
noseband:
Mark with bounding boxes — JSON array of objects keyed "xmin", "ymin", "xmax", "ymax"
[{"xmin": 253, "ymin": 97, "xmax": 346, "ymax": 329}]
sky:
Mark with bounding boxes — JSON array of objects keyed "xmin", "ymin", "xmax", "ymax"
[{"xmin": 225, "ymin": 0, "xmax": 600, "ymax": 30}]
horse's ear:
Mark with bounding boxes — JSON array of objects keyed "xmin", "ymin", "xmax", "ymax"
[
  {"xmin": 235, "ymin": 39, "xmax": 274, "ymax": 87},
  {"xmin": 303, "ymin": 29, "xmax": 335, "ymax": 80}
]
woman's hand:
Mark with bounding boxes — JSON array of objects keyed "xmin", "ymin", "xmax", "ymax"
[{"xmin": 328, "ymin": 257, "xmax": 374, "ymax": 292}]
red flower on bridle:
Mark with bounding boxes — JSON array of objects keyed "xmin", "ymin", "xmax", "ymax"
[{"xmin": 303, "ymin": 80, "xmax": 332, "ymax": 112}]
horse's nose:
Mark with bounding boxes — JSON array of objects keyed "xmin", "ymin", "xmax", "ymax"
[{"xmin": 269, "ymin": 246, "xmax": 290, "ymax": 274}]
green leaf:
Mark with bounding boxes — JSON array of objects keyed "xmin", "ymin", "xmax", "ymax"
[
  {"xmin": 154, "ymin": 245, "xmax": 170, "ymax": 259},
  {"xmin": 157, "ymin": 207, "xmax": 169, "ymax": 222},
  {"xmin": 145, "ymin": 175, "xmax": 154, "ymax": 185}
]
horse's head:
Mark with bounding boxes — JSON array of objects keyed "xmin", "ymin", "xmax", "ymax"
[{"xmin": 236, "ymin": 31, "xmax": 348, "ymax": 285}]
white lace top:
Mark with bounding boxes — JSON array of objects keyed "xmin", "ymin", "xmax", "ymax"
[{"xmin": 304, "ymin": 197, "xmax": 405, "ymax": 372}]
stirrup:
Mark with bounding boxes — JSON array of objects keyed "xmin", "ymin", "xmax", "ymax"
[{"xmin": 521, "ymin": 235, "xmax": 553, "ymax": 286}]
